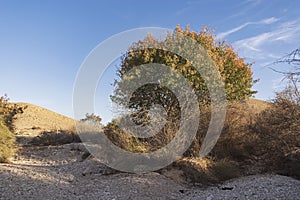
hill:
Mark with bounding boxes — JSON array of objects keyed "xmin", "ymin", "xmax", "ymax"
[
  {"xmin": 13, "ymin": 103, "xmax": 75, "ymax": 132},
  {"xmin": 12, "ymin": 103, "xmax": 76, "ymax": 145}
]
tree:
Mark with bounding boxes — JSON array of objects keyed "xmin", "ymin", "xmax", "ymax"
[
  {"xmin": 112, "ymin": 25, "xmax": 256, "ymax": 118},
  {"xmin": 80, "ymin": 113, "xmax": 102, "ymax": 126},
  {"xmin": 110, "ymin": 25, "xmax": 257, "ymax": 155}
]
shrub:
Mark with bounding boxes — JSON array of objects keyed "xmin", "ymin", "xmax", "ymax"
[
  {"xmin": 103, "ymin": 119, "xmax": 147, "ymax": 153},
  {"xmin": 173, "ymin": 157, "xmax": 240, "ymax": 184},
  {"xmin": 0, "ymin": 94, "xmax": 25, "ymax": 131},
  {"xmin": 0, "ymin": 119, "xmax": 15, "ymax": 162},
  {"xmin": 30, "ymin": 130, "xmax": 81, "ymax": 146},
  {"xmin": 253, "ymin": 76, "xmax": 300, "ymax": 179},
  {"xmin": 0, "ymin": 94, "xmax": 16, "ymax": 162}
]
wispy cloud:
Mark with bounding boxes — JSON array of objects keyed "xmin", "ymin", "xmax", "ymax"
[
  {"xmin": 244, "ymin": 0, "xmax": 264, "ymax": 6},
  {"xmin": 217, "ymin": 17, "xmax": 279, "ymax": 40},
  {"xmin": 232, "ymin": 19, "xmax": 300, "ymax": 60},
  {"xmin": 223, "ymin": 0, "xmax": 265, "ymax": 22},
  {"xmin": 174, "ymin": 0, "xmax": 202, "ymax": 16}
]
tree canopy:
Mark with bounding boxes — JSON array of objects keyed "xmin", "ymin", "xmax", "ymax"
[{"xmin": 112, "ymin": 25, "xmax": 257, "ymax": 114}]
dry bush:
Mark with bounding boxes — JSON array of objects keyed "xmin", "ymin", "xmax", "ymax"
[
  {"xmin": 0, "ymin": 95, "xmax": 18, "ymax": 162},
  {"xmin": 183, "ymin": 104, "xmax": 211, "ymax": 157},
  {"xmin": 211, "ymin": 100, "xmax": 260, "ymax": 160},
  {"xmin": 104, "ymin": 96, "xmax": 299, "ymax": 181},
  {"xmin": 30, "ymin": 130, "xmax": 81, "ymax": 146},
  {"xmin": 105, "ymin": 99, "xmax": 268, "ymax": 182},
  {"xmin": 184, "ymin": 99, "xmax": 265, "ymax": 161},
  {"xmin": 173, "ymin": 157, "xmax": 240, "ymax": 184},
  {"xmin": 173, "ymin": 158, "xmax": 218, "ymax": 184},
  {"xmin": 253, "ymin": 81, "xmax": 300, "ymax": 179},
  {"xmin": 0, "ymin": 119, "xmax": 15, "ymax": 162},
  {"xmin": 103, "ymin": 120, "xmax": 148, "ymax": 153},
  {"xmin": 180, "ymin": 99, "xmax": 272, "ymax": 183},
  {"xmin": 212, "ymin": 158, "xmax": 241, "ymax": 181}
]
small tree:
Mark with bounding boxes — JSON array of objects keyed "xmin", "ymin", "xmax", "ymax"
[{"xmin": 80, "ymin": 113, "xmax": 102, "ymax": 126}]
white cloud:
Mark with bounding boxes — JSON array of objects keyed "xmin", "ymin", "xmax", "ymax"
[
  {"xmin": 232, "ymin": 19, "xmax": 300, "ymax": 60},
  {"xmin": 217, "ymin": 17, "xmax": 279, "ymax": 40},
  {"xmin": 261, "ymin": 17, "xmax": 279, "ymax": 24}
]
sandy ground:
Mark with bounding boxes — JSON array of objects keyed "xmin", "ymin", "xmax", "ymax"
[{"xmin": 1, "ymin": 144, "xmax": 299, "ymax": 200}]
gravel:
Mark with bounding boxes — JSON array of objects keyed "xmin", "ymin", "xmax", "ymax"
[{"xmin": 0, "ymin": 144, "xmax": 299, "ymax": 200}]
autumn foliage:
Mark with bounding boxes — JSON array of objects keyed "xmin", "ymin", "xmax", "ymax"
[
  {"xmin": 113, "ymin": 25, "xmax": 256, "ymax": 108},
  {"xmin": 110, "ymin": 25, "xmax": 257, "ymax": 154}
]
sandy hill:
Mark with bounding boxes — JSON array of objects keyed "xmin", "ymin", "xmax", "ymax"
[
  {"xmin": 12, "ymin": 103, "xmax": 76, "ymax": 144},
  {"xmin": 13, "ymin": 103, "xmax": 75, "ymax": 131}
]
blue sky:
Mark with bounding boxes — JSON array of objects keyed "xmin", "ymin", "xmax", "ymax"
[{"xmin": 1, "ymin": 0, "xmax": 300, "ymax": 124}]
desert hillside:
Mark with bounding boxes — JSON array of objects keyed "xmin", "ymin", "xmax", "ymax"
[
  {"xmin": 13, "ymin": 102, "xmax": 75, "ymax": 132},
  {"xmin": 11, "ymin": 103, "xmax": 76, "ymax": 145}
]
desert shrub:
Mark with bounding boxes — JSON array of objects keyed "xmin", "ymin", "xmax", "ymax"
[
  {"xmin": 30, "ymin": 130, "xmax": 81, "ymax": 146},
  {"xmin": 103, "ymin": 119, "xmax": 147, "ymax": 153},
  {"xmin": 0, "ymin": 118, "xmax": 15, "ymax": 162},
  {"xmin": 173, "ymin": 158, "xmax": 218, "ymax": 184},
  {"xmin": 211, "ymin": 100, "xmax": 261, "ymax": 160},
  {"xmin": 0, "ymin": 94, "xmax": 17, "ymax": 162},
  {"xmin": 185, "ymin": 99, "xmax": 265, "ymax": 160},
  {"xmin": 253, "ymin": 77, "xmax": 300, "ymax": 178},
  {"xmin": 212, "ymin": 158, "xmax": 240, "ymax": 181},
  {"xmin": 173, "ymin": 157, "xmax": 240, "ymax": 184},
  {"xmin": 0, "ymin": 94, "xmax": 25, "ymax": 131}
]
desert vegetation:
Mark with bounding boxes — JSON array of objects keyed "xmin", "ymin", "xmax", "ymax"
[
  {"xmin": 1, "ymin": 25, "xmax": 299, "ymax": 187},
  {"xmin": 104, "ymin": 26, "xmax": 300, "ymax": 183},
  {"xmin": 0, "ymin": 94, "xmax": 23, "ymax": 162}
]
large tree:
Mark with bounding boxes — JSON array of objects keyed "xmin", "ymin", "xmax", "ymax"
[
  {"xmin": 111, "ymin": 25, "xmax": 257, "ymax": 154},
  {"xmin": 112, "ymin": 25, "xmax": 256, "ymax": 113}
]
